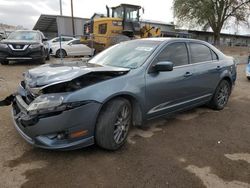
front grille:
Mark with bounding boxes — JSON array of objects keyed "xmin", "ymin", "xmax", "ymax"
[
  {"xmin": 8, "ymin": 44, "xmax": 29, "ymax": 51},
  {"xmin": 12, "ymin": 44, "xmax": 25, "ymax": 49}
]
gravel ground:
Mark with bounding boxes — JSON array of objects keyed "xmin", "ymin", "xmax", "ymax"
[{"xmin": 0, "ymin": 58, "xmax": 249, "ymax": 188}]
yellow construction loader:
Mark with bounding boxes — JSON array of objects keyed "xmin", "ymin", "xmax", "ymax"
[{"xmin": 81, "ymin": 4, "xmax": 162, "ymax": 52}]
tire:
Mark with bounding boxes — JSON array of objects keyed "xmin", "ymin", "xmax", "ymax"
[
  {"xmin": 0, "ymin": 60, "xmax": 9, "ymax": 65},
  {"xmin": 39, "ymin": 57, "xmax": 46, "ymax": 64},
  {"xmin": 247, "ymin": 77, "xmax": 250, "ymax": 80},
  {"xmin": 46, "ymin": 54, "xmax": 50, "ymax": 61},
  {"xmin": 95, "ymin": 98, "xmax": 132, "ymax": 150},
  {"xmin": 56, "ymin": 49, "xmax": 67, "ymax": 58},
  {"xmin": 209, "ymin": 80, "xmax": 231, "ymax": 110}
]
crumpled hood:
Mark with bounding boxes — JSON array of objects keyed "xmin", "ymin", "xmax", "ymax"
[{"xmin": 25, "ymin": 63, "xmax": 130, "ymax": 88}]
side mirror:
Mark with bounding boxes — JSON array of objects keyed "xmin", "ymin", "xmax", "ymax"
[
  {"xmin": 42, "ymin": 38, "xmax": 48, "ymax": 42},
  {"xmin": 154, "ymin": 61, "xmax": 173, "ymax": 72}
]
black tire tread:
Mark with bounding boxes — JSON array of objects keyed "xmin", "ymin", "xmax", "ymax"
[
  {"xmin": 95, "ymin": 98, "xmax": 131, "ymax": 150},
  {"xmin": 209, "ymin": 79, "xmax": 231, "ymax": 110}
]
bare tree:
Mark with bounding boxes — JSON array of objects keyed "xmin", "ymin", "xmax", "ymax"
[{"xmin": 173, "ymin": 0, "xmax": 250, "ymax": 45}]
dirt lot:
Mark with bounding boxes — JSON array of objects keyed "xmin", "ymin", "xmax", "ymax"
[{"xmin": 0, "ymin": 58, "xmax": 249, "ymax": 188}]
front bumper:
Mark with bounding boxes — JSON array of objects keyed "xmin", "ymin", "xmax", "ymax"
[
  {"xmin": 0, "ymin": 46, "xmax": 46, "ymax": 61},
  {"xmin": 11, "ymin": 95, "xmax": 101, "ymax": 150}
]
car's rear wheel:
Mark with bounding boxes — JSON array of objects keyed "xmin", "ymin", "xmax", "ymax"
[
  {"xmin": 0, "ymin": 60, "xmax": 9, "ymax": 65},
  {"xmin": 95, "ymin": 98, "xmax": 132, "ymax": 150},
  {"xmin": 56, "ymin": 49, "xmax": 67, "ymax": 58},
  {"xmin": 209, "ymin": 80, "xmax": 231, "ymax": 110}
]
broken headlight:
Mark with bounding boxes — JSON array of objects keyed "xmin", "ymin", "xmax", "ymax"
[
  {"xmin": 26, "ymin": 94, "xmax": 91, "ymax": 116},
  {"xmin": 27, "ymin": 94, "xmax": 65, "ymax": 115}
]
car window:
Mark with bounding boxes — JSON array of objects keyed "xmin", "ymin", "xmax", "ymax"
[
  {"xmin": 190, "ymin": 43, "xmax": 212, "ymax": 63},
  {"xmin": 70, "ymin": 40, "xmax": 80, "ymax": 45},
  {"xmin": 211, "ymin": 50, "xmax": 218, "ymax": 61},
  {"xmin": 8, "ymin": 31, "xmax": 40, "ymax": 41},
  {"xmin": 89, "ymin": 40, "xmax": 160, "ymax": 69},
  {"xmin": 99, "ymin": 24, "xmax": 107, "ymax": 34},
  {"xmin": 156, "ymin": 42, "xmax": 189, "ymax": 67},
  {"xmin": 64, "ymin": 37, "xmax": 73, "ymax": 41}
]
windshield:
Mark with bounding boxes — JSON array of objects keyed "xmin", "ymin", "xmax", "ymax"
[
  {"xmin": 8, "ymin": 31, "xmax": 40, "ymax": 41},
  {"xmin": 89, "ymin": 40, "xmax": 160, "ymax": 69},
  {"xmin": 125, "ymin": 8, "xmax": 139, "ymax": 21}
]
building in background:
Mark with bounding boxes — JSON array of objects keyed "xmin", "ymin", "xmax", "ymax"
[
  {"xmin": 176, "ymin": 29, "xmax": 250, "ymax": 46},
  {"xmin": 140, "ymin": 20, "xmax": 191, "ymax": 38},
  {"xmin": 33, "ymin": 14, "xmax": 90, "ymax": 39},
  {"xmin": 0, "ymin": 23, "xmax": 25, "ymax": 40},
  {"xmin": 33, "ymin": 14, "xmax": 250, "ymax": 46}
]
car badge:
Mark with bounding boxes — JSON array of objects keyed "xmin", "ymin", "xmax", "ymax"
[{"xmin": 16, "ymin": 45, "xmax": 21, "ymax": 49}]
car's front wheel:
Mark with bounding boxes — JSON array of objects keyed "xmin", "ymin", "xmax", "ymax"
[
  {"xmin": 95, "ymin": 98, "xmax": 132, "ymax": 150},
  {"xmin": 0, "ymin": 60, "xmax": 9, "ymax": 65},
  {"xmin": 209, "ymin": 80, "xmax": 231, "ymax": 110},
  {"xmin": 247, "ymin": 77, "xmax": 250, "ymax": 80},
  {"xmin": 56, "ymin": 49, "xmax": 67, "ymax": 58}
]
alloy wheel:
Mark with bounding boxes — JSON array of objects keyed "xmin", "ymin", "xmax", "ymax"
[{"xmin": 113, "ymin": 105, "xmax": 131, "ymax": 144}]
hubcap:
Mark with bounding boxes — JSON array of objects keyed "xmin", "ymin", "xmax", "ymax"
[
  {"xmin": 217, "ymin": 84, "xmax": 229, "ymax": 107},
  {"xmin": 113, "ymin": 105, "xmax": 130, "ymax": 144}
]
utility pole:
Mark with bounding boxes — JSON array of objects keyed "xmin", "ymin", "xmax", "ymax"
[
  {"xmin": 59, "ymin": 0, "xmax": 63, "ymax": 15},
  {"xmin": 71, "ymin": 0, "xmax": 75, "ymax": 37}
]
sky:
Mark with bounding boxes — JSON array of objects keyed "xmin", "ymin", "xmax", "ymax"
[
  {"xmin": 0, "ymin": 0, "xmax": 174, "ymax": 29},
  {"xmin": 0, "ymin": 0, "xmax": 249, "ymax": 34}
]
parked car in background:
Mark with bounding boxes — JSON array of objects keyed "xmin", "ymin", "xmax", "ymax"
[
  {"xmin": 10, "ymin": 38, "xmax": 236, "ymax": 150},
  {"xmin": 48, "ymin": 36, "xmax": 75, "ymax": 53},
  {"xmin": 51, "ymin": 39, "xmax": 94, "ymax": 58},
  {"xmin": 0, "ymin": 30, "xmax": 49, "ymax": 65},
  {"xmin": 0, "ymin": 31, "xmax": 7, "ymax": 41},
  {"xmin": 246, "ymin": 58, "xmax": 250, "ymax": 80}
]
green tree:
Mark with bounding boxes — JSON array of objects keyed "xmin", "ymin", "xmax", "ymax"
[{"xmin": 173, "ymin": 0, "xmax": 250, "ymax": 45}]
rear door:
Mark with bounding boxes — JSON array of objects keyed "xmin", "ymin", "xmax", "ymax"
[
  {"xmin": 188, "ymin": 42, "xmax": 222, "ymax": 97},
  {"xmin": 145, "ymin": 42, "xmax": 197, "ymax": 119}
]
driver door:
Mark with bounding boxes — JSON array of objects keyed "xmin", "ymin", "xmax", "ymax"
[{"xmin": 145, "ymin": 42, "xmax": 197, "ymax": 119}]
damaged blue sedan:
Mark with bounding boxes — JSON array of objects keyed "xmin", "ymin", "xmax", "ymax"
[{"xmin": 5, "ymin": 38, "xmax": 237, "ymax": 150}]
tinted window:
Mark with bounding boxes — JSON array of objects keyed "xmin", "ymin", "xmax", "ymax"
[
  {"xmin": 157, "ymin": 42, "xmax": 189, "ymax": 67},
  {"xmin": 63, "ymin": 37, "xmax": 73, "ymax": 41},
  {"xmin": 190, "ymin": 43, "xmax": 212, "ymax": 63},
  {"xmin": 99, "ymin": 24, "xmax": 107, "ymax": 34},
  {"xmin": 70, "ymin": 40, "xmax": 80, "ymax": 45}
]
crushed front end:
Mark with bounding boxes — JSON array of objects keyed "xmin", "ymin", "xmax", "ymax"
[
  {"xmin": 10, "ymin": 63, "xmax": 112, "ymax": 150},
  {"xmin": 1, "ymin": 63, "xmax": 129, "ymax": 150},
  {"xmin": 11, "ymin": 81, "xmax": 101, "ymax": 150}
]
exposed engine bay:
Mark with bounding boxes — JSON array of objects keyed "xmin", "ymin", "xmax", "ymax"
[{"xmin": 0, "ymin": 62, "xmax": 129, "ymax": 106}]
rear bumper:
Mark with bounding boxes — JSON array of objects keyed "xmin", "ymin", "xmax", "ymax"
[{"xmin": 11, "ymin": 94, "xmax": 101, "ymax": 150}]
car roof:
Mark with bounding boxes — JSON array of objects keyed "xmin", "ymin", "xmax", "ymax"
[
  {"xmin": 138, "ymin": 37, "xmax": 209, "ymax": 43},
  {"xmin": 130, "ymin": 37, "xmax": 225, "ymax": 59}
]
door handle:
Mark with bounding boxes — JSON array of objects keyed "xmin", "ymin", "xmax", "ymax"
[{"xmin": 184, "ymin": 72, "xmax": 193, "ymax": 77}]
